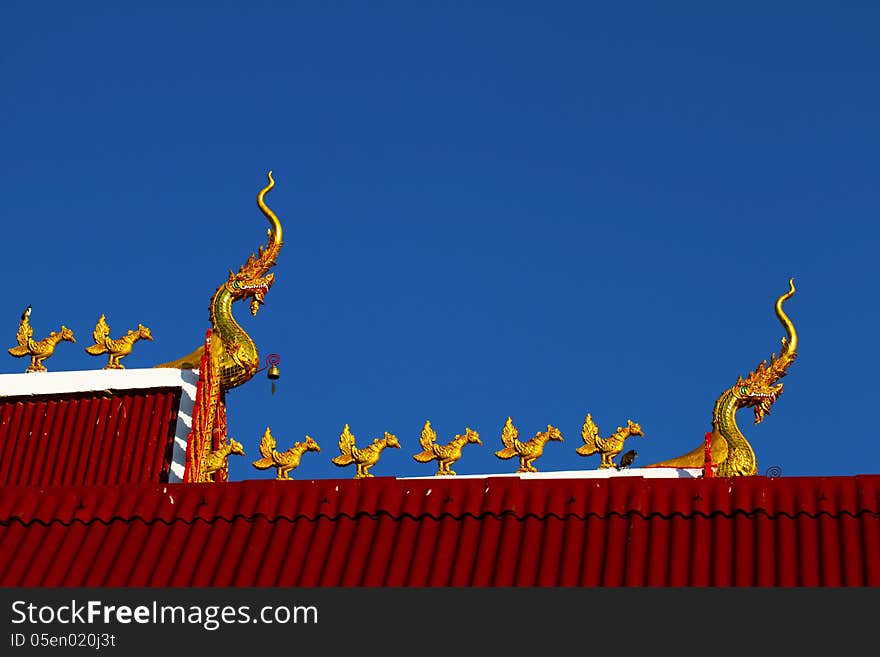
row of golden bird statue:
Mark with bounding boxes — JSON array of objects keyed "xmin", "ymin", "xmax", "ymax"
[
  {"xmin": 7, "ymin": 306, "xmax": 152, "ymax": 372},
  {"xmin": 8, "ymin": 307, "xmax": 644, "ymax": 477},
  {"xmin": 236, "ymin": 415, "xmax": 644, "ymax": 480}
]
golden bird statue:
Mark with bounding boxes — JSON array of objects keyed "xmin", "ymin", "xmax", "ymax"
[
  {"xmin": 494, "ymin": 417, "xmax": 563, "ymax": 473},
  {"xmin": 85, "ymin": 314, "xmax": 153, "ymax": 369},
  {"xmin": 575, "ymin": 413, "xmax": 644, "ymax": 469},
  {"xmin": 203, "ymin": 438, "xmax": 245, "ymax": 482},
  {"xmin": 331, "ymin": 423, "xmax": 400, "ymax": 479},
  {"xmin": 7, "ymin": 305, "xmax": 76, "ymax": 373},
  {"xmin": 252, "ymin": 427, "xmax": 321, "ymax": 480},
  {"xmin": 412, "ymin": 419, "xmax": 482, "ymax": 476}
]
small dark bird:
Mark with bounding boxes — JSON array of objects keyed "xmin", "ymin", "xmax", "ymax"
[{"xmin": 617, "ymin": 449, "xmax": 637, "ymax": 470}]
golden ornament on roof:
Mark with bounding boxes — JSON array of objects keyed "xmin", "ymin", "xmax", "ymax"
[
  {"xmin": 331, "ymin": 423, "xmax": 401, "ymax": 479},
  {"xmin": 646, "ymin": 277, "xmax": 799, "ymax": 477},
  {"xmin": 494, "ymin": 417, "xmax": 563, "ymax": 473},
  {"xmin": 252, "ymin": 426, "xmax": 321, "ymax": 480},
  {"xmin": 575, "ymin": 414, "xmax": 644, "ymax": 469},
  {"xmin": 152, "ymin": 172, "xmax": 285, "ymax": 483},
  {"xmin": 412, "ymin": 419, "xmax": 482, "ymax": 476},
  {"xmin": 203, "ymin": 438, "xmax": 245, "ymax": 482},
  {"xmin": 84, "ymin": 314, "xmax": 153, "ymax": 369},
  {"xmin": 155, "ymin": 170, "xmax": 283, "ymax": 392},
  {"xmin": 7, "ymin": 305, "xmax": 76, "ymax": 373}
]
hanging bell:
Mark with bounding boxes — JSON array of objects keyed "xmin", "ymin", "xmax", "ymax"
[{"xmin": 267, "ymin": 364, "xmax": 280, "ymax": 380}]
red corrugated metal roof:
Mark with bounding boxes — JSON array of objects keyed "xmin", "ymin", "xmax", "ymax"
[
  {"xmin": 1, "ymin": 474, "xmax": 877, "ymax": 586},
  {"xmin": 0, "ymin": 388, "xmax": 182, "ymax": 486}
]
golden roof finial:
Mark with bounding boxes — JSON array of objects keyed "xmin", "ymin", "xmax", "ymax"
[
  {"xmin": 575, "ymin": 413, "xmax": 644, "ymax": 469},
  {"xmin": 494, "ymin": 417, "xmax": 563, "ymax": 473},
  {"xmin": 84, "ymin": 314, "xmax": 153, "ymax": 369},
  {"xmin": 331, "ymin": 423, "xmax": 401, "ymax": 479},
  {"xmin": 412, "ymin": 419, "xmax": 482, "ymax": 476},
  {"xmin": 203, "ymin": 438, "xmax": 245, "ymax": 482},
  {"xmin": 7, "ymin": 305, "xmax": 76, "ymax": 373},
  {"xmin": 646, "ymin": 278, "xmax": 799, "ymax": 476},
  {"xmin": 252, "ymin": 427, "xmax": 321, "ymax": 480},
  {"xmin": 154, "ymin": 171, "xmax": 283, "ymax": 391}
]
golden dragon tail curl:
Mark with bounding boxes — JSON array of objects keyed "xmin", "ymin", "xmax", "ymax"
[
  {"xmin": 255, "ymin": 170, "xmax": 283, "ymax": 271},
  {"xmin": 740, "ymin": 277, "xmax": 798, "ymax": 390},
  {"xmin": 774, "ymin": 277, "xmax": 797, "ymax": 364}
]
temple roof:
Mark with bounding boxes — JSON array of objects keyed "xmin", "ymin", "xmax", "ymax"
[
  {"xmin": 1, "ymin": 174, "xmax": 873, "ymax": 588},
  {"xmin": 0, "ymin": 368, "xmax": 197, "ymax": 485},
  {"xmin": 2, "ymin": 473, "xmax": 877, "ymax": 586},
  {"xmin": 6, "ymin": 368, "xmax": 877, "ymax": 588}
]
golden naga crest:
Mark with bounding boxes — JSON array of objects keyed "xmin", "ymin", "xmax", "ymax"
[
  {"xmin": 85, "ymin": 314, "xmax": 153, "ymax": 369},
  {"xmin": 150, "ymin": 172, "xmax": 284, "ymax": 483},
  {"xmin": 7, "ymin": 305, "xmax": 76, "ymax": 373},
  {"xmin": 412, "ymin": 419, "xmax": 482, "ymax": 476},
  {"xmin": 154, "ymin": 171, "xmax": 282, "ymax": 392},
  {"xmin": 646, "ymin": 278, "xmax": 799, "ymax": 477},
  {"xmin": 494, "ymin": 417, "xmax": 563, "ymax": 473},
  {"xmin": 252, "ymin": 427, "xmax": 321, "ymax": 480},
  {"xmin": 331, "ymin": 423, "xmax": 401, "ymax": 479},
  {"xmin": 576, "ymin": 413, "xmax": 644, "ymax": 469}
]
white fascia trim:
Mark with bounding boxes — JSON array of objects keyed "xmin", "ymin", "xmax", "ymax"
[
  {"xmin": 168, "ymin": 371, "xmax": 198, "ymax": 484},
  {"xmin": 0, "ymin": 367, "xmax": 197, "ymax": 397}
]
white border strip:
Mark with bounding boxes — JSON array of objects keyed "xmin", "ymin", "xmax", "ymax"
[
  {"xmin": 0, "ymin": 367, "xmax": 199, "ymax": 484},
  {"xmin": 168, "ymin": 370, "xmax": 198, "ymax": 484},
  {"xmin": 398, "ymin": 467, "xmax": 704, "ymax": 480},
  {"xmin": 0, "ymin": 367, "xmax": 197, "ymax": 397}
]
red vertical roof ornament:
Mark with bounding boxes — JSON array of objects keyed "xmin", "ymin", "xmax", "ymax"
[
  {"xmin": 183, "ymin": 328, "xmax": 228, "ymax": 483},
  {"xmin": 703, "ymin": 432, "xmax": 715, "ymax": 478}
]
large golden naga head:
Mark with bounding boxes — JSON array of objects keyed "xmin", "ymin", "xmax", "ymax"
[{"xmin": 225, "ymin": 171, "xmax": 283, "ymax": 316}]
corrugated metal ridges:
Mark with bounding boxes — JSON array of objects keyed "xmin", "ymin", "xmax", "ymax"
[
  {"xmin": 0, "ymin": 389, "xmax": 182, "ymax": 486},
  {"xmin": 0, "ymin": 474, "xmax": 877, "ymax": 586}
]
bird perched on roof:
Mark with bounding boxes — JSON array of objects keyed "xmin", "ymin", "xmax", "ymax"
[{"xmin": 617, "ymin": 449, "xmax": 638, "ymax": 470}]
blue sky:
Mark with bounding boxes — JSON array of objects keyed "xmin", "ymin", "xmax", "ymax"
[{"xmin": 3, "ymin": 2, "xmax": 878, "ymax": 481}]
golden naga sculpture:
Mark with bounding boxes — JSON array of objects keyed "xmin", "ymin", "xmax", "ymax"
[
  {"xmin": 84, "ymin": 314, "xmax": 153, "ymax": 369},
  {"xmin": 412, "ymin": 419, "xmax": 482, "ymax": 476},
  {"xmin": 252, "ymin": 426, "xmax": 321, "ymax": 480},
  {"xmin": 494, "ymin": 417, "xmax": 563, "ymax": 473},
  {"xmin": 203, "ymin": 438, "xmax": 245, "ymax": 482},
  {"xmin": 646, "ymin": 278, "xmax": 798, "ymax": 477},
  {"xmin": 575, "ymin": 414, "xmax": 644, "ymax": 469},
  {"xmin": 7, "ymin": 305, "xmax": 76, "ymax": 373},
  {"xmin": 155, "ymin": 172, "xmax": 283, "ymax": 483},
  {"xmin": 155, "ymin": 171, "xmax": 282, "ymax": 392},
  {"xmin": 331, "ymin": 423, "xmax": 401, "ymax": 479}
]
